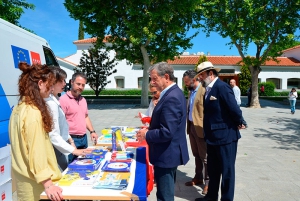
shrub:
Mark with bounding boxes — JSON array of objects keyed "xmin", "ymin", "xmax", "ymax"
[
  {"xmin": 82, "ymin": 89, "xmax": 142, "ymax": 95},
  {"xmin": 258, "ymin": 82, "xmax": 275, "ymax": 96}
]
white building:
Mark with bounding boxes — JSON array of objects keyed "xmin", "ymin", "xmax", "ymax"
[{"xmin": 57, "ymin": 38, "xmax": 300, "ymax": 90}]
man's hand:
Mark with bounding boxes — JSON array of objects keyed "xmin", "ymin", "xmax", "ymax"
[
  {"xmin": 136, "ymin": 128, "xmax": 148, "ymax": 143},
  {"xmin": 90, "ymin": 132, "xmax": 98, "ymax": 145},
  {"xmin": 238, "ymin": 124, "xmax": 246, "ymax": 130},
  {"xmin": 153, "ymin": 99, "xmax": 159, "ymax": 106}
]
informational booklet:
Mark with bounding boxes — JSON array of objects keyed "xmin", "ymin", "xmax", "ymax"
[
  {"xmin": 101, "ymin": 161, "xmax": 132, "ymax": 172},
  {"xmin": 58, "ymin": 169, "xmax": 100, "ymax": 187},
  {"xmin": 68, "ymin": 157, "xmax": 103, "ymax": 171},
  {"xmin": 92, "ymin": 171, "xmax": 130, "ymax": 190}
]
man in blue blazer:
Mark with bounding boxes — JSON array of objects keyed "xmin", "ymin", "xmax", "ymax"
[
  {"xmin": 137, "ymin": 62, "xmax": 189, "ymax": 201},
  {"xmin": 194, "ymin": 61, "xmax": 246, "ymax": 201}
]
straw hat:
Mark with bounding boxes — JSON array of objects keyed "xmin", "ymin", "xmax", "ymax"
[{"xmin": 195, "ymin": 61, "xmax": 221, "ymax": 78}]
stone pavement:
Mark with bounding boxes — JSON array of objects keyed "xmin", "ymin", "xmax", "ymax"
[
  {"xmin": 12, "ymin": 97, "xmax": 300, "ymax": 200},
  {"xmin": 86, "ymin": 98, "xmax": 300, "ymax": 201}
]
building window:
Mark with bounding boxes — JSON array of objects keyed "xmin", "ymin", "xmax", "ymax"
[
  {"xmin": 116, "ymin": 78, "xmax": 124, "ymax": 88},
  {"xmin": 287, "ymin": 78, "xmax": 300, "ymax": 89},
  {"xmin": 138, "ymin": 77, "xmax": 143, "ymax": 89},
  {"xmin": 266, "ymin": 78, "xmax": 281, "ymax": 89},
  {"xmin": 138, "ymin": 77, "xmax": 151, "ymax": 89}
]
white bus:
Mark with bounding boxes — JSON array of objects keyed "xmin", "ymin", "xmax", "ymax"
[{"xmin": 0, "ymin": 18, "xmax": 59, "ymax": 147}]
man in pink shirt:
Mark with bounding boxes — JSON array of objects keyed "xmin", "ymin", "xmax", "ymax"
[{"xmin": 59, "ymin": 72, "xmax": 98, "ymax": 163}]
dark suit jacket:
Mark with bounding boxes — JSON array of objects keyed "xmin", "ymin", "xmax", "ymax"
[
  {"xmin": 146, "ymin": 84, "xmax": 189, "ymax": 168},
  {"xmin": 204, "ymin": 78, "xmax": 242, "ymax": 145}
]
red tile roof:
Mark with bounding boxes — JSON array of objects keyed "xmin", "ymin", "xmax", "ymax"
[
  {"xmin": 73, "ymin": 36, "xmax": 112, "ymax": 44},
  {"xmin": 167, "ymin": 56, "xmax": 300, "ymax": 66},
  {"xmin": 281, "ymin": 45, "xmax": 300, "ymax": 53}
]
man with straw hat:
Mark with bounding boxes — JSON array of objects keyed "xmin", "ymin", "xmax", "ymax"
[{"xmin": 194, "ymin": 61, "xmax": 246, "ymax": 201}]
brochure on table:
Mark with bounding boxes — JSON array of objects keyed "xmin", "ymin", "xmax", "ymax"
[{"xmin": 40, "ymin": 147, "xmax": 147, "ymax": 201}]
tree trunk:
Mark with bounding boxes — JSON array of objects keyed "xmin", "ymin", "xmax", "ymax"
[
  {"xmin": 249, "ymin": 65, "xmax": 261, "ymax": 108},
  {"xmin": 140, "ymin": 45, "xmax": 151, "ymax": 107}
]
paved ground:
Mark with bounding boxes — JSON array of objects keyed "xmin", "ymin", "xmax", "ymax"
[{"xmin": 13, "ymin": 97, "xmax": 300, "ymax": 200}]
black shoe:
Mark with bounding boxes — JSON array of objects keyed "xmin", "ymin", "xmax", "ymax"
[{"xmin": 195, "ymin": 196, "xmax": 217, "ymax": 201}]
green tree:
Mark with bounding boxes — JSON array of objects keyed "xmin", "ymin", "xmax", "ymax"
[
  {"xmin": 198, "ymin": 0, "xmax": 300, "ymax": 108},
  {"xmin": 194, "ymin": 54, "xmax": 208, "ymax": 71},
  {"xmin": 76, "ymin": 47, "xmax": 117, "ymax": 97},
  {"xmin": 238, "ymin": 63, "xmax": 251, "ymax": 95},
  {"xmin": 78, "ymin": 20, "xmax": 84, "ymax": 40},
  {"xmin": 0, "ymin": 0, "xmax": 35, "ymax": 31},
  {"xmin": 64, "ymin": 0, "xmax": 201, "ymax": 106}
]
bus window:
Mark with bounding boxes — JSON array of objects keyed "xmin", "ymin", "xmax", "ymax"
[{"xmin": 43, "ymin": 46, "xmax": 59, "ymax": 66}]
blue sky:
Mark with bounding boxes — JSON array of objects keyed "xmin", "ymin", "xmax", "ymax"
[{"xmin": 19, "ymin": 0, "xmax": 257, "ymax": 58}]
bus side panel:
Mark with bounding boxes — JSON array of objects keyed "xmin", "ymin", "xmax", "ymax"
[
  {"xmin": 0, "ymin": 84, "xmax": 11, "ymax": 147},
  {"xmin": 0, "ymin": 20, "xmax": 47, "ymax": 109}
]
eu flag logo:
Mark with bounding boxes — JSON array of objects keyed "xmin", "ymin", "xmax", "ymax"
[{"xmin": 11, "ymin": 45, "xmax": 31, "ymax": 68}]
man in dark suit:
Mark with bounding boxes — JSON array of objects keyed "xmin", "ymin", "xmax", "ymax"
[
  {"xmin": 137, "ymin": 62, "xmax": 189, "ymax": 201},
  {"xmin": 194, "ymin": 61, "xmax": 246, "ymax": 201}
]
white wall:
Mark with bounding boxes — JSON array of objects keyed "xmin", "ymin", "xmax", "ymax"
[{"xmin": 62, "ymin": 42, "xmax": 300, "ymax": 91}]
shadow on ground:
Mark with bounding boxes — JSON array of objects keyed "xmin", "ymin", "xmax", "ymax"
[
  {"xmin": 174, "ymin": 169, "xmax": 205, "ymax": 201},
  {"xmin": 253, "ymin": 117, "xmax": 300, "ymax": 151}
]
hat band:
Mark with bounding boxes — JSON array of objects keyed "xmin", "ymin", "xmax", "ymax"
[{"xmin": 197, "ymin": 66, "xmax": 214, "ymax": 74}]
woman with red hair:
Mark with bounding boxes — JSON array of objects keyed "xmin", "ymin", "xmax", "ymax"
[{"xmin": 9, "ymin": 62, "xmax": 63, "ymax": 201}]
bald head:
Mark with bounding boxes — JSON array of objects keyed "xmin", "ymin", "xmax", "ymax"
[{"xmin": 229, "ymin": 79, "xmax": 236, "ymax": 87}]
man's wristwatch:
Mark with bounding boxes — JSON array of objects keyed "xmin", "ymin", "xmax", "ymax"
[{"xmin": 90, "ymin": 130, "xmax": 96, "ymax": 134}]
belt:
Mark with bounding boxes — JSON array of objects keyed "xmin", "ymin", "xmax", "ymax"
[{"xmin": 70, "ymin": 134, "xmax": 86, "ymax": 138}]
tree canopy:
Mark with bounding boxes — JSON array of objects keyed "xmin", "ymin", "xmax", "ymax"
[
  {"xmin": 0, "ymin": 0, "xmax": 35, "ymax": 31},
  {"xmin": 199, "ymin": 0, "xmax": 300, "ymax": 108},
  {"xmin": 64, "ymin": 0, "xmax": 201, "ymax": 106},
  {"xmin": 76, "ymin": 47, "xmax": 117, "ymax": 97}
]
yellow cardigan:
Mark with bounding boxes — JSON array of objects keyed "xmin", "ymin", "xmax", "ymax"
[{"xmin": 9, "ymin": 102, "xmax": 61, "ymax": 200}]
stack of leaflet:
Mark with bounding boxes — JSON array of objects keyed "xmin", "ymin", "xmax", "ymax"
[
  {"xmin": 97, "ymin": 126, "xmax": 139, "ymax": 145},
  {"xmin": 58, "ymin": 149, "xmax": 107, "ymax": 187},
  {"xmin": 92, "ymin": 172, "xmax": 130, "ymax": 190},
  {"xmin": 110, "ymin": 151, "xmax": 134, "ymax": 162},
  {"xmin": 58, "ymin": 169, "xmax": 100, "ymax": 187},
  {"xmin": 101, "ymin": 160, "xmax": 132, "ymax": 172},
  {"xmin": 92, "ymin": 151, "xmax": 133, "ymax": 190},
  {"xmin": 68, "ymin": 149, "xmax": 107, "ymax": 171}
]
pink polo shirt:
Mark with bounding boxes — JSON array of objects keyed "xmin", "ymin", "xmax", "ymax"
[{"xmin": 59, "ymin": 92, "xmax": 88, "ymax": 135}]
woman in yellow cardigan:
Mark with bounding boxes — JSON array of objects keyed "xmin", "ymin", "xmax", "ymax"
[{"xmin": 9, "ymin": 62, "xmax": 63, "ymax": 201}]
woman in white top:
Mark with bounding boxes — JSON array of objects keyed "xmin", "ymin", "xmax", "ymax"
[
  {"xmin": 145, "ymin": 83, "xmax": 161, "ymax": 117},
  {"xmin": 45, "ymin": 67, "xmax": 91, "ymax": 171},
  {"xmin": 288, "ymin": 87, "xmax": 298, "ymax": 114}
]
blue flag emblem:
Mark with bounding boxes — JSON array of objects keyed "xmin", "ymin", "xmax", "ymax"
[{"xmin": 11, "ymin": 45, "xmax": 31, "ymax": 68}]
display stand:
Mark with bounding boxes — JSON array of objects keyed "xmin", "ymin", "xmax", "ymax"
[{"xmin": 40, "ymin": 147, "xmax": 147, "ymax": 201}]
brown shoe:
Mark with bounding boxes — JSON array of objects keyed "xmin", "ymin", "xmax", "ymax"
[
  {"xmin": 185, "ymin": 179, "xmax": 204, "ymax": 186},
  {"xmin": 202, "ymin": 185, "xmax": 208, "ymax": 195}
]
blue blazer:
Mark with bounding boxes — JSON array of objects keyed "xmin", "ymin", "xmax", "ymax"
[
  {"xmin": 204, "ymin": 79, "xmax": 243, "ymax": 145},
  {"xmin": 146, "ymin": 84, "xmax": 189, "ymax": 168}
]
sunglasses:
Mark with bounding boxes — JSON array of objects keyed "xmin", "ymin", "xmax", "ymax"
[{"xmin": 149, "ymin": 91, "xmax": 158, "ymax": 95}]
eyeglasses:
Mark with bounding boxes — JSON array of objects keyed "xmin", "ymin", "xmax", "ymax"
[{"xmin": 149, "ymin": 91, "xmax": 158, "ymax": 95}]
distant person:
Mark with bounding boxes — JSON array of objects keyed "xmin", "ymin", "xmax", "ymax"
[
  {"xmin": 246, "ymin": 84, "xmax": 252, "ymax": 107},
  {"xmin": 136, "ymin": 62, "xmax": 189, "ymax": 201},
  {"xmin": 9, "ymin": 62, "xmax": 63, "ymax": 201},
  {"xmin": 260, "ymin": 84, "xmax": 265, "ymax": 95},
  {"xmin": 59, "ymin": 72, "xmax": 99, "ymax": 163},
  {"xmin": 229, "ymin": 79, "xmax": 241, "ymax": 106},
  {"xmin": 195, "ymin": 61, "xmax": 246, "ymax": 201},
  {"xmin": 288, "ymin": 87, "xmax": 298, "ymax": 114},
  {"xmin": 183, "ymin": 70, "xmax": 209, "ymax": 195},
  {"xmin": 46, "ymin": 67, "xmax": 93, "ymax": 171},
  {"xmin": 145, "ymin": 83, "xmax": 161, "ymax": 117},
  {"xmin": 230, "ymin": 79, "xmax": 248, "ymax": 127}
]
